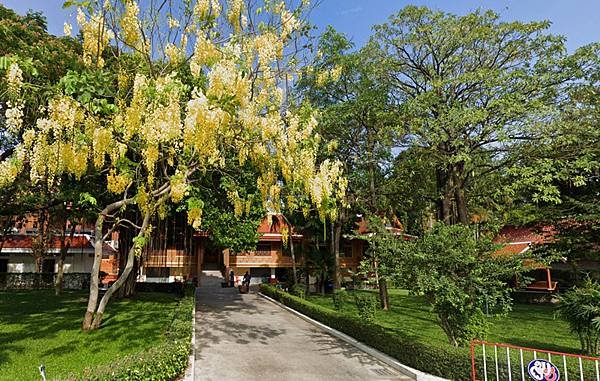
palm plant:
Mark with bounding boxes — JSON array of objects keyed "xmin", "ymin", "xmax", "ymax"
[{"xmin": 557, "ymin": 279, "xmax": 600, "ymax": 355}]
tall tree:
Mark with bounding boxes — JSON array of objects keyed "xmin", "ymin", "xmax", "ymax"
[
  {"xmin": 371, "ymin": 6, "xmax": 574, "ymax": 225},
  {"xmin": 297, "ymin": 27, "xmax": 395, "ymax": 306},
  {"xmin": 0, "ymin": 0, "xmax": 346, "ymax": 330}
]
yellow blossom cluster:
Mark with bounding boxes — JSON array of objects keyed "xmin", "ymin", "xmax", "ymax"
[
  {"xmin": 187, "ymin": 203, "xmax": 203, "ymax": 229},
  {"xmin": 310, "ymin": 160, "xmax": 348, "ymax": 221},
  {"xmin": 228, "ymin": 190, "xmax": 245, "ymax": 217},
  {"xmin": 165, "ymin": 43, "xmax": 183, "ymax": 64},
  {"xmin": 194, "ymin": 0, "xmax": 221, "ymax": 19},
  {"xmin": 227, "ymin": 0, "xmax": 246, "ymax": 33},
  {"xmin": 281, "ymin": 224, "xmax": 289, "ymax": 247},
  {"xmin": 170, "ymin": 173, "xmax": 187, "ymax": 203},
  {"xmin": 0, "ymin": 147, "xmax": 25, "ymax": 188},
  {"xmin": 63, "ymin": 22, "xmax": 73, "ymax": 37},
  {"xmin": 0, "ymin": 0, "xmax": 348, "ymax": 234},
  {"xmin": 6, "ymin": 62, "xmax": 23, "ymax": 94},
  {"xmin": 280, "ymin": 9, "xmax": 300, "ymax": 40},
  {"xmin": 107, "ymin": 169, "xmax": 131, "ymax": 194},
  {"xmin": 78, "ymin": 7, "xmax": 113, "ymax": 67},
  {"xmin": 190, "ymin": 33, "xmax": 221, "ymax": 76},
  {"xmin": 5, "ymin": 101, "xmax": 24, "ymax": 133},
  {"xmin": 121, "ymin": 1, "xmax": 140, "ymax": 47},
  {"xmin": 5, "ymin": 63, "xmax": 24, "ymax": 134},
  {"xmin": 253, "ymin": 32, "xmax": 283, "ymax": 67}
]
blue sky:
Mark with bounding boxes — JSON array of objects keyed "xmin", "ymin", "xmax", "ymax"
[{"xmin": 2, "ymin": 0, "xmax": 599, "ymax": 52}]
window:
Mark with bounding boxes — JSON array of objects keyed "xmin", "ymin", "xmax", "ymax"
[
  {"xmin": 0, "ymin": 259, "xmax": 7, "ymax": 273},
  {"xmin": 146, "ymin": 267, "xmax": 170, "ymax": 278},
  {"xmin": 255, "ymin": 244, "xmax": 271, "ymax": 256},
  {"xmin": 42, "ymin": 259, "xmax": 55, "ymax": 273},
  {"xmin": 341, "ymin": 244, "xmax": 353, "ymax": 258}
]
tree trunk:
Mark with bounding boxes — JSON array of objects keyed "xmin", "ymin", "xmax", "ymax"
[
  {"xmin": 453, "ymin": 163, "xmax": 468, "ymax": 224},
  {"xmin": 91, "ymin": 211, "xmax": 151, "ymax": 329},
  {"xmin": 378, "ymin": 277, "xmax": 390, "ymax": 310},
  {"xmin": 373, "ymin": 259, "xmax": 389, "ymax": 310},
  {"xmin": 118, "ymin": 258, "xmax": 138, "ymax": 298},
  {"xmin": 455, "ymin": 187, "xmax": 468, "ymax": 225},
  {"xmin": 83, "ymin": 213, "xmax": 105, "ymax": 331},
  {"xmin": 55, "ymin": 223, "xmax": 76, "ymax": 295},
  {"xmin": 439, "ymin": 313, "xmax": 459, "ymax": 347},
  {"xmin": 83, "ymin": 198, "xmax": 131, "ymax": 331},
  {"xmin": 281, "ymin": 214, "xmax": 297, "ymax": 284},
  {"xmin": 333, "ymin": 220, "xmax": 342, "ymax": 289},
  {"xmin": 117, "ymin": 224, "xmax": 137, "ymax": 299},
  {"xmin": 290, "ymin": 234, "xmax": 297, "ymax": 284}
]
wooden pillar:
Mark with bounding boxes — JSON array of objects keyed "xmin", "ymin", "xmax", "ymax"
[
  {"xmin": 546, "ymin": 268, "xmax": 552, "ymax": 290},
  {"xmin": 196, "ymin": 239, "xmax": 203, "ymax": 277},
  {"xmin": 223, "ymin": 248, "xmax": 230, "ymax": 272}
]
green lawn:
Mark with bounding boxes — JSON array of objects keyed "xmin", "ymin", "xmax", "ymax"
[
  {"xmin": 0, "ymin": 290, "xmax": 181, "ymax": 381},
  {"xmin": 309, "ymin": 289, "xmax": 581, "ymax": 353}
]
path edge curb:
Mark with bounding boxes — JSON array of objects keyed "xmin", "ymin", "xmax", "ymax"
[
  {"xmin": 183, "ymin": 287, "xmax": 197, "ymax": 381},
  {"xmin": 258, "ymin": 292, "xmax": 448, "ymax": 381}
]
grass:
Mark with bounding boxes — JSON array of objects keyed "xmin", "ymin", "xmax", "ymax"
[
  {"xmin": 309, "ymin": 289, "xmax": 581, "ymax": 353},
  {"xmin": 0, "ymin": 290, "xmax": 181, "ymax": 381}
]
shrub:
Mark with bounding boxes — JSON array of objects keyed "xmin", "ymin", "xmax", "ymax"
[
  {"xmin": 557, "ymin": 279, "xmax": 600, "ymax": 355},
  {"xmin": 353, "ymin": 293, "xmax": 377, "ymax": 322},
  {"xmin": 391, "ymin": 223, "xmax": 527, "ymax": 347},
  {"xmin": 332, "ymin": 290, "xmax": 348, "ymax": 311},
  {"xmin": 260, "ymin": 284, "xmax": 472, "ymax": 380},
  {"xmin": 289, "ymin": 284, "xmax": 306, "ymax": 299},
  {"xmin": 61, "ymin": 285, "xmax": 195, "ymax": 381}
]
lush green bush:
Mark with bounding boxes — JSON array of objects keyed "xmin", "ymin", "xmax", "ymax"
[
  {"xmin": 332, "ymin": 290, "xmax": 348, "ymax": 311},
  {"xmin": 389, "ymin": 223, "xmax": 528, "ymax": 347},
  {"xmin": 289, "ymin": 284, "xmax": 306, "ymax": 299},
  {"xmin": 558, "ymin": 279, "xmax": 600, "ymax": 355},
  {"xmin": 61, "ymin": 286, "xmax": 195, "ymax": 381},
  {"xmin": 353, "ymin": 293, "xmax": 377, "ymax": 322},
  {"xmin": 260, "ymin": 284, "xmax": 472, "ymax": 380}
]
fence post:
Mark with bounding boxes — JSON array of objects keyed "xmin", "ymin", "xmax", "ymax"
[{"xmin": 471, "ymin": 341, "xmax": 477, "ymax": 381}]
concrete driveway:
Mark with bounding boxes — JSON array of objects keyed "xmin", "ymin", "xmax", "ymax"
[{"xmin": 194, "ymin": 281, "xmax": 412, "ymax": 381}]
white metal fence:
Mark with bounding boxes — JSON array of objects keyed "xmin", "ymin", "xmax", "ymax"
[{"xmin": 471, "ymin": 340, "xmax": 600, "ymax": 381}]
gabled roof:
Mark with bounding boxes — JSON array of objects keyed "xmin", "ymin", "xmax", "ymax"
[
  {"xmin": 0, "ymin": 234, "xmax": 117, "ymax": 255},
  {"xmin": 257, "ymin": 214, "xmax": 302, "ymax": 242},
  {"xmin": 493, "ymin": 225, "xmax": 556, "ymax": 245},
  {"xmin": 353, "ymin": 218, "xmax": 415, "ymax": 240},
  {"xmin": 493, "ymin": 225, "xmax": 555, "ymax": 268}
]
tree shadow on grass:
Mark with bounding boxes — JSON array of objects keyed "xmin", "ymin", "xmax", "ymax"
[{"xmin": 0, "ymin": 289, "xmax": 180, "ymax": 378}]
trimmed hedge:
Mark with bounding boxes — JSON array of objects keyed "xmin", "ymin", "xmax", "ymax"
[
  {"xmin": 135, "ymin": 281, "xmax": 186, "ymax": 295},
  {"xmin": 61, "ymin": 286, "xmax": 195, "ymax": 381},
  {"xmin": 260, "ymin": 284, "xmax": 472, "ymax": 380}
]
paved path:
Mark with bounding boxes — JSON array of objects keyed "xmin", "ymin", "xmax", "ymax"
[{"xmin": 194, "ymin": 281, "xmax": 412, "ymax": 381}]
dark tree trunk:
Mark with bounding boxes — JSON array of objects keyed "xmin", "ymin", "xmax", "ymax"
[
  {"xmin": 117, "ymin": 219, "xmax": 137, "ymax": 299},
  {"xmin": 436, "ymin": 168, "xmax": 452, "ymax": 224},
  {"xmin": 455, "ymin": 187, "xmax": 468, "ymax": 225},
  {"xmin": 453, "ymin": 163, "xmax": 468, "ymax": 224},
  {"xmin": 379, "ymin": 277, "xmax": 390, "ymax": 310},
  {"xmin": 92, "ymin": 211, "xmax": 151, "ymax": 329},
  {"xmin": 333, "ymin": 220, "xmax": 342, "ymax": 289},
  {"xmin": 119, "ymin": 258, "xmax": 138, "ymax": 298},
  {"xmin": 373, "ymin": 259, "xmax": 389, "ymax": 310},
  {"xmin": 55, "ymin": 223, "xmax": 76, "ymax": 295}
]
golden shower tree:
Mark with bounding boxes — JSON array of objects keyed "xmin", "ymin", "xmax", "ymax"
[{"xmin": 0, "ymin": 0, "xmax": 346, "ymax": 330}]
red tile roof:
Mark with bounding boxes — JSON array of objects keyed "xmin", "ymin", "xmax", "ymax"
[
  {"xmin": 0, "ymin": 235, "xmax": 117, "ymax": 254},
  {"xmin": 494, "ymin": 225, "xmax": 556, "ymax": 245},
  {"xmin": 494, "ymin": 243, "xmax": 530, "ymax": 257}
]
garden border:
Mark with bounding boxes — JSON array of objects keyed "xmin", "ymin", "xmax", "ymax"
[
  {"xmin": 258, "ymin": 291, "xmax": 448, "ymax": 381},
  {"xmin": 183, "ymin": 287, "xmax": 197, "ymax": 381}
]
